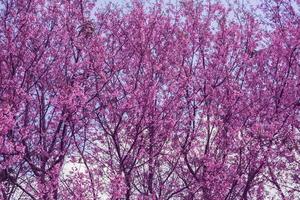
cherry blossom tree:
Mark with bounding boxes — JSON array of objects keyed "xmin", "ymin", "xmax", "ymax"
[{"xmin": 0, "ymin": 0, "xmax": 299, "ymax": 199}]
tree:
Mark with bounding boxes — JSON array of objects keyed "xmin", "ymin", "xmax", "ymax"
[{"xmin": 0, "ymin": 0, "xmax": 299, "ymax": 199}]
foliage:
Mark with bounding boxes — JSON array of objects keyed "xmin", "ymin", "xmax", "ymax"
[{"xmin": 0, "ymin": 0, "xmax": 299, "ymax": 199}]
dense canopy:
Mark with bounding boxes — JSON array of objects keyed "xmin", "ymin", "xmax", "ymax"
[{"xmin": 0, "ymin": 0, "xmax": 299, "ymax": 199}]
